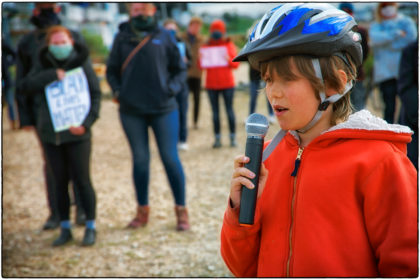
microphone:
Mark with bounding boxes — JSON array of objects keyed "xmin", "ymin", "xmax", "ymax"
[{"xmin": 239, "ymin": 113, "xmax": 269, "ymax": 226}]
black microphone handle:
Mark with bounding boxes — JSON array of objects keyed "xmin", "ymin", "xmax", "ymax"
[{"xmin": 239, "ymin": 136, "xmax": 264, "ymax": 226}]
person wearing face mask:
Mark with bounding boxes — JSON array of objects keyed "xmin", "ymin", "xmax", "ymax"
[
  {"xmin": 106, "ymin": 3, "xmax": 190, "ymax": 231},
  {"xmin": 18, "ymin": 25, "xmax": 101, "ymax": 246},
  {"xmin": 200, "ymin": 19, "xmax": 240, "ymax": 148},
  {"xmin": 369, "ymin": 2, "xmax": 417, "ymax": 123},
  {"xmin": 15, "ymin": 2, "xmax": 88, "ymax": 231},
  {"xmin": 164, "ymin": 19, "xmax": 191, "ymax": 151},
  {"xmin": 180, "ymin": 17, "xmax": 204, "ymax": 130}
]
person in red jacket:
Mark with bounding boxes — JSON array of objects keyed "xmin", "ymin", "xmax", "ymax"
[
  {"xmin": 200, "ymin": 19, "xmax": 240, "ymax": 148},
  {"xmin": 221, "ymin": 3, "xmax": 417, "ymax": 277}
]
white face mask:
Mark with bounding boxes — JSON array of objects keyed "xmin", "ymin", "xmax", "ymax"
[{"xmin": 381, "ymin": 6, "xmax": 397, "ymax": 18}]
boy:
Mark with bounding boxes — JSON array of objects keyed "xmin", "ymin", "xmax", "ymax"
[{"xmin": 221, "ymin": 3, "xmax": 417, "ymax": 277}]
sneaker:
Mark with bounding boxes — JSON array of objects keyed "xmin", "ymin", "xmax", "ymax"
[{"xmin": 178, "ymin": 142, "xmax": 189, "ymax": 151}]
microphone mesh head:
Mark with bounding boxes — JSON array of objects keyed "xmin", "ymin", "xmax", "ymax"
[{"xmin": 246, "ymin": 113, "xmax": 269, "ymax": 137}]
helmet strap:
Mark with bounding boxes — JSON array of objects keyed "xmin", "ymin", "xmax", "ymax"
[{"xmin": 296, "ymin": 59, "xmax": 353, "ymax": 133}]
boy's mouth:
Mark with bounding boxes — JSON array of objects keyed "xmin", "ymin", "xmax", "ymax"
[{"xmin": 273, "ymin": 105, "xmax": 289, "ymax": 113}]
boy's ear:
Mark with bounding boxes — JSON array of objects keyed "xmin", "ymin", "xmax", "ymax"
[
  {"xmin": 338, "ymin": 69, "xmax": 348, "ymax": 91},
  {"xmin": 325, "ymin": 69, "xmax": 348, "ymax": 97}
]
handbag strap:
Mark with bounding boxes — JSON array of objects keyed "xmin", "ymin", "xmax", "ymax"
[{"xmin": 121, "ymin": 35, "xmax": 151, "ymax": 74}]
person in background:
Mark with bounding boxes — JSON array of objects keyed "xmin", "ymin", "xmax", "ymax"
[
  {"xmin": 369, "ymin": 2, "xmax": 417, "ymax": 123},
  {"xmin": 164, "ymin": 19, "xmax": 191, "ymax": 151},
  {"xmin": 398, "ymin": 41, "xmax": 418, "ymax": 170},
  {"xmin": 339, "ymin": 3, "xmax": 370, "ymax": 112},
  {"xmin": 18, "ymin": 25, "xmax": 101, "ymax": 246},
  {"xmin": 15, "ymin": 2, "xmax": 87, "ymax": 230},
  {"xmin": 181, "ymin": 16, "xmax": 204, "ymax": 130},
  {"xmin": 2, "ymin": 39, "xmax": 18, "ymax": 129},
  {"xmin": 200, "ymin": 19, "xmax": 240, "ymax": 148},
  {"xmin": 106, "ymin": 3, "xmax": 190, "ymax": 231}
]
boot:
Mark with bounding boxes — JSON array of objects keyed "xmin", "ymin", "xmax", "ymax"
[
  {"xmin": 175, "ymin": 206, "xmax": 190, "ymax": 231},
  {"xmin": 52, "ymin": 228, "xmax": 73, "ymax": 247},
  {"xmin": 213, "ymin": 134, "xmax": 221, "ymax": 148},
  {"xmin": 82, "ymin": 228, "xmax": 96, "ymax": 246},
  {"xmin": 43, "ymin": 214, "xmax": 60, "ymax": 230},
  {"xmin": 127, "ymin": 205, "xmax": 150, "ymax": 228},
  {"xmin": 230, "ymin": 133, "xmax": 237, "ymax": 147}
]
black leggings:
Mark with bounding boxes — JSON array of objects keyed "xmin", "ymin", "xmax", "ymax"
[
  {"xmin": 42, "ymin": 139, "xmax": 96, "ymax": 221},
  {"xmin": 187, "ymin": 77, "xmax": 202, "ymax": 126}
]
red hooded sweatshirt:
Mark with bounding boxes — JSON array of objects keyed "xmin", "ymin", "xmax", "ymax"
[{"xmin": 221, "ymin": 110, "xmax": 418, "ymax": 277}]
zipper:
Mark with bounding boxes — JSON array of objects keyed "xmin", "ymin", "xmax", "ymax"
[{"xmin": 286, "ymin": 147, "xmax": 303, "ymax": 277}]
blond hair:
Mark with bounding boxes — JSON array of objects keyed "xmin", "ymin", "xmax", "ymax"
[{"xmin": 261, "ymin": 54, "xmax": 357, "ymax": 125}]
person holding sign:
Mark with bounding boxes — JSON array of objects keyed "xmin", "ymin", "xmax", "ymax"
[
  {"xmin": 15, "ymin": 2, "xmax": 88, "ymax": 231},
  {"xmin": 106, "ymin": 3, "xmax": 190, "ymax": 231},
  {"xmin": 199, "ymin": 19, "xmax": 240, "ymax": 148},
  {"xmin": 18, "ymin": 26, "xmax": 101, "ymax": 247}
]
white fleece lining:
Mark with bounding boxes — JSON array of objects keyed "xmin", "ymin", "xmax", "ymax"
[{"xmin": 326, "ymin": 110, "xmax": 413, "ymax": 134}]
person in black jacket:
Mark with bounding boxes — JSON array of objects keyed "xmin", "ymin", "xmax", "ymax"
[
  {"xmin": 15, "ymin": 3, "xmax": 87, "ymax": 230},
  {"xmin": 398, "ymin": 41, "xmax": 418, "ymax": 170},
  {"xmin": 106, "ymin": 3, "xmax": 190, "ymax": 231},
  {"xmin": 19, "ymin": 25, "xmax": 101, "ymax": 246}
]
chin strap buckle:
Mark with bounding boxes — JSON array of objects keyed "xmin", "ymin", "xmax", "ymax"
[{"xmin": 318, "ymin": 100, "xmax": 330, "ymax": 111}]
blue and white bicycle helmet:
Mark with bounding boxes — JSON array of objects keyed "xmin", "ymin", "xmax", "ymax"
[
  {"xmin": 234, "ymin": 3, "xmax": 363, "ymax": 70},
  {"xmin": 238, "ymin": 4, "xmax": 364, "ymax": 161}
]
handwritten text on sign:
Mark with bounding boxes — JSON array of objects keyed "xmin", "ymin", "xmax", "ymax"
[{"xmin": 45, "ymin": 67, "xmax": 91, "ymax": 132}]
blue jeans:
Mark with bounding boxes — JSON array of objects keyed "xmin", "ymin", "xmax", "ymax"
[
  {"xmin": 176, "ymin": 84, "xmax": 189, "ymax": 142},
  {"xmin": 249, "ymin": 79, "xmax": 273, "ymax": 116},
  {"xmin": 207, "ymin": 88, "xmax": 236, "ymax": 136},
  {"xmin": 120, "ymin": 110, "xmax": 186, "ymax": 206}
]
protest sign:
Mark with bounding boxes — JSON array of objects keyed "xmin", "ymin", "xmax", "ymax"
[
  {"xmin": 199, "ymin": 46, "xmax": 228, "ymax": 68},
  {"xmin": 45, "ymin": 67, "xmax": 91, "ymax": 132}
]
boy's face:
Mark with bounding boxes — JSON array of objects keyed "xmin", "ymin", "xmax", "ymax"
[{"xmin": 264, "ymin": 60, "xmax": 321, "ymax": 131}]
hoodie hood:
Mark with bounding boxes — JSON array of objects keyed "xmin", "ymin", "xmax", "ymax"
[{"xmin": 306, "ymin": 110, "xmax": 413, "ymax": 152}]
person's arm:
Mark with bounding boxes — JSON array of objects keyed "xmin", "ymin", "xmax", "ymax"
[
  {"xmin": 105, "ymin": 34, "xmax": 122, "ymax": 99},
  {"xmin": 15, "ymin": 37, "xmax": 35, "ymax": 127},
  {"xmin": 221, "ymin": 201, "xmax": 262, "ymax": 277},
  {"xmin": 226, "ymin": 41, "xmax": 240, "ymax": 69},
  {"xmin": 167, "ymin": 35, "xmax": 187, "ymax": 97},
  {"xmin": 81, "ymin": 61, "xmax": 101, "ymax": 129},
  {"xmin": 362, "ymin": 152, "xmax": 417, "ymax": 277},
  {"xmin": 221, "ymin": 155, "xmax": 268, "ymax": 277},
  {"xmin": 18, "ymin": 66, "xmax": 58, "ymax": 95},
  {"xmin": 369, "ymin": 22, "xmax": 403, "ymax": 48}
]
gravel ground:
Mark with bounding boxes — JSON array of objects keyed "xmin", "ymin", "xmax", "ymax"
[
  {"xmin": 2, "ymin": 83, "xmax": 283, "ymax": 277},
  {"xmin": 2, "ymin": 63, "xmax": 384, "ymax": 277}
]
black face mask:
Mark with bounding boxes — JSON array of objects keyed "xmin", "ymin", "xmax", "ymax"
[
  {"xmin": 131, "ymin": 14, "xmax": 156, "ymax": 32},
  {"xmin": 30, "ymin": 8, "xmax": 60, "ymax": 29}
]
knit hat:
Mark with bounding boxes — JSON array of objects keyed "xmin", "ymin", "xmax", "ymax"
[{"xmin": 210, "ymin": 19, "xmax": 226, "ymax": 34}]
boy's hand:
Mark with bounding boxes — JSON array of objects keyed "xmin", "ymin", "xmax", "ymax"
[{"xmin": 230, "ymin": 155, "xmax": 268, "ymax": 209}]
